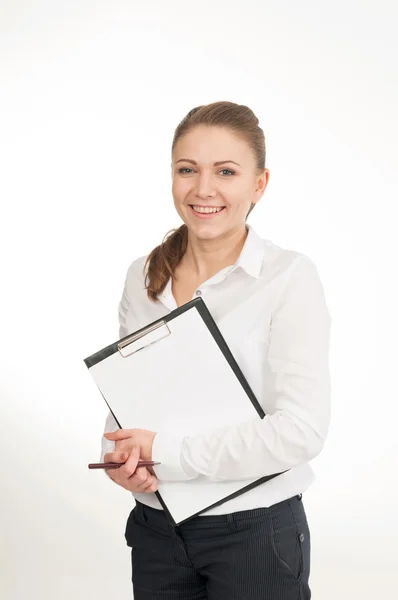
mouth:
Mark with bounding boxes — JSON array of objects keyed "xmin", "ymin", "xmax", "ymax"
[{"xmin": 188, "ymin": 205, "xmax": 226, "ymax": 218}]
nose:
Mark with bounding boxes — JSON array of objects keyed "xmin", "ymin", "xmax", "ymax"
[{"xmin": 195, "ymin": 173, "xmax": 217, "ymax": 200}]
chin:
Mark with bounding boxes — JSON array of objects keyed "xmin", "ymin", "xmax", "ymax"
[{"xmin": 189, "ymin": 223, "xmax": 228, "ymax": 240}]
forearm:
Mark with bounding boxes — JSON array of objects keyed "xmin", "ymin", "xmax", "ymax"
[{"xmin": 180, "ymin": 408, "xmax": 329, "ymax": 482}]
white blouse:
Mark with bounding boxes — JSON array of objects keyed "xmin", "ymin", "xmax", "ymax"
[{"xmin": 100, "ymin": 224, "xmax": 332, "ymax": 515}]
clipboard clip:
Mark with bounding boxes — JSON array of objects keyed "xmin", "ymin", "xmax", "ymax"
[{"xmin": 117, "ymin": 320, "xmax": 171, "ymax": 358}]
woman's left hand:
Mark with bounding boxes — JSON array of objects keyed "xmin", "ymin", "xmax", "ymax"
[{"xmin": 104, "ymin": 428, "xmax": 157, "ymax": 461}]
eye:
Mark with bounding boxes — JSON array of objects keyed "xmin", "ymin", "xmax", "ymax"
[{"xmin": 177, "ymin": 167, "xmax": 236, "ymax": 176}]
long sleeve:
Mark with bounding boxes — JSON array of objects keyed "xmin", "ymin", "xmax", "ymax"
[
  {"xmin": 99, "ymin": 410, "xmax": 119, "ymax": 462},
  {"xmin": 152, "ymin": 255, "xmax": 332, "ymax": 482},
  {"xmin": 99, "ymin": 272, "xmax": 130, "ymax": 462}
]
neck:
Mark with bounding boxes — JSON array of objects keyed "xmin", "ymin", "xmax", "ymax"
[{"xmin": 182, "ymin": 225, "xmax": 248, "ymax": 279}]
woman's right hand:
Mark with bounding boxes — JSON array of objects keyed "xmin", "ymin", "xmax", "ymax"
[{"xmin": 103, "ymin": 446, "xmax": 158, "ymax": 493}]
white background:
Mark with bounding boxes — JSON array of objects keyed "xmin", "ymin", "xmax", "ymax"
[{"xmin": 1, "ymin": 1, "xmax": 397, "ymax": 598}]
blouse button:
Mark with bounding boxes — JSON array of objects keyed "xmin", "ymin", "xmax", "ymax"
[
  {"xmin": 195, "ymin": 290, "xmax": 202, "ymax": 296},
  {"xmin": 299, "ymin": 533, "xmax": 305, "ymax": 543}
]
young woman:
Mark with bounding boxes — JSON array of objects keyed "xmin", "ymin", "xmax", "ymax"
[{"xmin": 100, "ymin": 101, "xmax": 331, "ymax": 599}]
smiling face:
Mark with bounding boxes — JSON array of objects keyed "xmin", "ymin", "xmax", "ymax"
[{"xmin": 171, "ymin": 125, "xmax": 269, "ymax": 241}]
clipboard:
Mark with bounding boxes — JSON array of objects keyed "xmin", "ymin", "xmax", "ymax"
[{"xmin": 84, "ymin": 297, "xmax": 287, "ymax": 525}]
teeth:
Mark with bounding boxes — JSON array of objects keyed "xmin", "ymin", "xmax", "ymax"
[{"xmin": 192, "ymin": 206, "xmax": 224, "ymax": 214}]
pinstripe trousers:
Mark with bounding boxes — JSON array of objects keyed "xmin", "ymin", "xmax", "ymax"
[{"xmin": 124, "ymin": 494, "xmax": 311, "ymax": 599}]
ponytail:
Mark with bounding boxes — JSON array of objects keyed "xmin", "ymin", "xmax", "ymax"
[{"xmin": 144, "ymin": 225, "xmax": 188, "ymax": 301}]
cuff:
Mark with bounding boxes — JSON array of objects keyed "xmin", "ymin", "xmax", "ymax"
[{"xmin": 152, "ymin": 431, "xmax": 198, "ymax": 481}]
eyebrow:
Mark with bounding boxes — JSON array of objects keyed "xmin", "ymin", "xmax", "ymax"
[{"xmin": 175, "ymin": 158, "xmax": 242, "ymax": 167}]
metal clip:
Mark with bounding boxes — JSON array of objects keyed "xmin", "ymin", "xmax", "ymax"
[{"xmin": 117, "ymin": 320, "xmax": 171, "ymax": 358}]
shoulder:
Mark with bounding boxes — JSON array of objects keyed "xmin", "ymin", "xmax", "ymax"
[
  {"xmin": 125, "ymin": 254, "xmax": 148, "ymax": 279},
  {"xmin": 123, "ymin": 254, "xmax": 149, "ymax": 295},
  {"xmin": 261, "ymin": 236, "xmax": 315, "ymax": 276},
  {"xmin": 259, "ymin": 236, "xmax": 325, "ymax": 296},
  {"xmin": 259, "ymin": 237, "xmax": 329, "ymax": 321}
]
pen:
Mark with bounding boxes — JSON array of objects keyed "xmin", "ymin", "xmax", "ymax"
[{"xmin": 88, "ymin": 460, "xmax": 161, "ymax": 470}]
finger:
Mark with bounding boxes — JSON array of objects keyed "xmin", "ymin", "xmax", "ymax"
[
  {"xmin": 131, "ymin": 466, "xmax": 151, "ymax": 485},
  {"xmin": 139, "ymin": 473, "xmax": 158, "ymax": 493},
  {"xmin": 144, "ymin": 475, "xmax": 158, "ymax": 492},
  {"xmin": 106, "ymin": 456, "xmax": 136, "ymax": 484},
  {"xmin": 130, "ymin": 468, "xmax": 155, "ymax": 492},
  {"xmin": 103, "ymin": 451, "xmax": 128, "ymax": 463},
  {"xmin": 105, "ymin": 468, "xmax": 118, "ymax": 481},
  {"xmin": 115, "ymin": 440, "xmax": 130, "ymax": 453},
  {"xmin": 141, "ymin": 477, "xmax": 157, "ymax": 492},
  {"xmin": 148, "ymin": 479, "xmax": 158, "ymax": 492},
  {"xmin": 119, "ymin": 445, "xmax": 140, "ymax": 478},
  {"xmin": 104, "ymin": 429, "xmax": 133, "ymax": 441}
]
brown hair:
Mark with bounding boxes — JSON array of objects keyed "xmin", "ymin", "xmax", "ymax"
[{"xmin": 144, "ymin": 101, "xmax": 266, "ymax": 302}]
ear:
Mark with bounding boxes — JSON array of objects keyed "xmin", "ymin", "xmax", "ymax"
[
  {"xmin": 253, "ymin": 168, "xmax": 270, "ymax": 204},
  {"xmin": 256, "ymin": 168, "xmax": 270, "ymax": 193}
]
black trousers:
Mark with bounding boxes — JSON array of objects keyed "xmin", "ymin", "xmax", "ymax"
[{"xmin": 124, "ymin": 494, "xmax": 311, "ymax": 599}]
